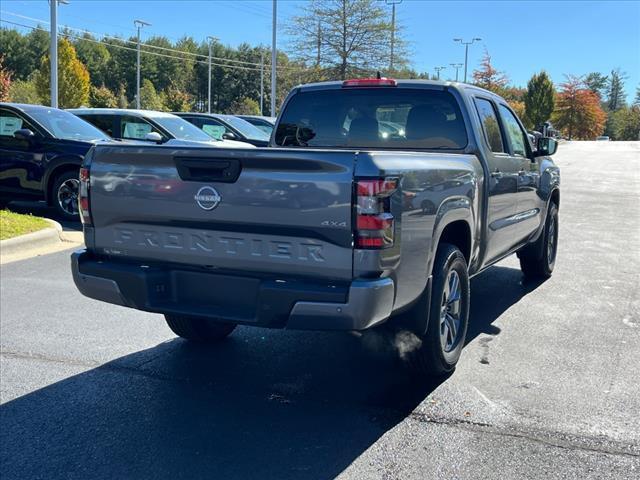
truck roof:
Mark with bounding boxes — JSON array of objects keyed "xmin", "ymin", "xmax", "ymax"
[{"xmin": 293, "ymin": 79, "xmax": 506, "ymax": 102}]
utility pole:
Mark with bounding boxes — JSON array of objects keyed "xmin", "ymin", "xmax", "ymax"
[
  {"xmin": 49, "ymin": 0, "xmax": 68, "ymax": 108},
  {"xmin": 134, "ymin": 19, "xmax": 151, "ymax": 109},
  {"xmin": 450, "ymin": 63, "xmax": 463, "ymax": 82},
  {"xmin": 260, "ymin": 50, "xmax": 264, "ymax": 116},
  {"xmin": 453, "ymin": 37, "xmax": 481, "ymax": 83},
  {"xmin": 207, "ymin": 36, "xmax": 217, "ymax": 113},
  {"xmin": 434, "ymin": 66, "xmax": 446, "ymax": 80},
  {"xmin": 270, "ymin": 0, "xmax": 277, "ymax": 116},
  {"xmin": 384, "ymin": 0, "xmax": 402, "ymax": 71}
]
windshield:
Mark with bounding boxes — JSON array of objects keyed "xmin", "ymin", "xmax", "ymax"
[
  {"xmin": 275, "ymin": 88, "xmax": 467, "ymax": 150},
  {"xmin": 219, "ymin": 115, "xmax": 270, "ymax": 141},
  {"xmin": 152, "ymin": 116, "xmax": 216, "ymax": 142},
  {"xmin": 29, "ymin": 108, "xmax": 110, "ymax": 141}
]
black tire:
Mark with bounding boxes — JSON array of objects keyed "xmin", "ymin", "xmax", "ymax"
[
  {"xmin": 406, "ymin": 243, "xmax": 470, "ymax": 377},
  {"xmin": 51, "ymin": 170, "xmax": 80, "ymax": 221},
  {"xmin": 164, "ymin": 314, "xmax": 236, "ymax": 342},
  {"xmin": 518, "ymin": 202, "xmax": 558, "ymax": 279}
]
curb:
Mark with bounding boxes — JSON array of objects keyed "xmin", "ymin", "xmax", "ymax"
[{"xmin": 0, "ymin": 219, "xmax": 64, "ymax": 257}]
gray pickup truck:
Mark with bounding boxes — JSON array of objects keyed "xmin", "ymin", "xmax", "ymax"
[{"xmin": 71, "ymin": 78, "xmax": 560, "ymax": 376}]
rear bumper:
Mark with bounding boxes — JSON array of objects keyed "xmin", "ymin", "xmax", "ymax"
[{"xmin": 71, "ymin": 250, "xmax": 394, "ymax": 331}]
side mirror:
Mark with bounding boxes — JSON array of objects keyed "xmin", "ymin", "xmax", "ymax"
[
  {"xmin": 222, "ymin": 132, "xmax": 237, "ymax": 140},
  {"xmin": 14, "ymin": 128, "xmax": 35, "ymax": 141},
  {"xmin": 144, "ymin": 131, "xmax": 163, "ymax": 143},
  {"xmin": 535, "ymin": 137, "xmax": 558, "ymax": 156}
]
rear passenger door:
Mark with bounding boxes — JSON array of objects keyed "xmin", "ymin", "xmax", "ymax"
[
  {"xmin": 120, "ymin": 115, "xmax": 166, "ymax": 142},
  {"xmin": 473, "ymin": 97, "xmax": 521, "ymax": 263},
  {"xmin": 497, "ymin": 104, "xmax": 541, "ymax": 242},
  {"xmin": 183, "ymin": 116, "xmax": 228, "ymax": 140}
]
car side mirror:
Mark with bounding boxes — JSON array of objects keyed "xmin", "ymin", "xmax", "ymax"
[
  {"xmin": 222, "ymin": 132, "xmax": 237, "ymax": 140},
  {"xmin": 14, "ymin": 128, "xmax": 35, "ymax": 141},
  {"xmin": 535, "ymin": 137, "xmax": 558, "ymax": 156},
  {"xmin": 144, "ymin": 131, "xmax": 163, "ymax": 143}
]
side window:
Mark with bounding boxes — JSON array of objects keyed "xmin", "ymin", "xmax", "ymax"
[
  {"xmin": 121, "ymin": 115, "xmax": 160, "ymax": 140},
  {"xmin": 200, "ymin": 119, "xmax": 228, "ymax": 140},
  {"xmin": 498, "ymin": 104, "xmax": 528, "ymax": 157},
  {"xmin": 82, "ymin": 115, "xmax": 114, "ymax": 137},
  {"xmin": 0, "ymin": 109, "xmax": 27, "ymax": 137},
  {"xmin": 474, "ymin": 98, "xmax": 504, "ymax": 153}
]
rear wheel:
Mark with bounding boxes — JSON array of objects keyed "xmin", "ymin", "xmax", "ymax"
[
  {"xmin": 404, "ymin": 243, "xmax": 470, "ymax": 377},
  {"xmin": 52, "ymin": 170, "xmax": 80, "ymax": 221},
  {"xmin": 164, "ymin": 314, "xmax": 236, "ymax": 342},
  {"xmin": 518, "ymin": 202, "xmax": 558, "ymax": 279}
]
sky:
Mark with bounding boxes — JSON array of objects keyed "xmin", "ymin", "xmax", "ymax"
[{"xmin": 2, "ymin": 0, "xmax": 639, "ymax": 101}]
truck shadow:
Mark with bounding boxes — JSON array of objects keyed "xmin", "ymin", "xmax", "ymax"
[{"xmin": 0, "ymin": 265, "xmax": 543, "ymax": 480}]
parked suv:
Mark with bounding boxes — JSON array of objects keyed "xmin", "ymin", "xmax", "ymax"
[
  {"xmin": 68, "ymin": 108, "xmax": 253, "ymax": 148},
  {"xmin": 0, "ymin": 103, "xmax": 113, "ymax": 219},
  {"xmin": 175, "ymin": 113, "xmax": 271, "ymax": 147}
]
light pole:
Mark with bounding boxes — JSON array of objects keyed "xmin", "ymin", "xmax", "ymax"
[
  {"xmin": 270, "ymin": 0, "xmax": 277, "ymax": 117},
  {"xmin": 384, "ymin": 0, "xmax": 402, "ymax": 71},
  {"xmin": 207, "ymin": 36, "xmax": 217, "ymax": 114},
  {"xmin": 434, "ymin": 66, "xmax": 446, "ymax": 80},
  {"xmin": 260, "ymin": 50, "xmax": 264, "ymax": 116},
  {"xmin": 450, "ymin": 63, "xmax": 463, "ymax": 82},
  {"xmin": 49, "ymin": 0, "xmax": 69, "ymax": 108},
  {"xmin": 453, "ymin": 37, "xmax": 481, "ymax": 83},
  {"xmin": 134, "ymin": 19, "xmax": 151, "ymax": 109}
]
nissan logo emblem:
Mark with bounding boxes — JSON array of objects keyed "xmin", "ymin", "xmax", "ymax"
[{"xmin": 194, "ymin": 186, "xmax": 221, "ymax": 210}]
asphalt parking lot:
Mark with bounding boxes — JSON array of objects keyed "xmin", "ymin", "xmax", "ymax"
[{"xmin": 1, "ymin": 141, "xmax": 638, "ymax": 479}]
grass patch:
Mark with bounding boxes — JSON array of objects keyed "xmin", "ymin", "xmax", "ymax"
[{"xmin": 0, "ymin": 210, "xmax": 50, "ymax": 241}]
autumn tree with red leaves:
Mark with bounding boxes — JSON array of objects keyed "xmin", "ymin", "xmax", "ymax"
[
  {"xmin": 472, "ymin": 49, "xmax": 508, "ymax": 95},
  {"xmin": 552, "ymin": 75, "xmax": 606, "ymax": 140}
]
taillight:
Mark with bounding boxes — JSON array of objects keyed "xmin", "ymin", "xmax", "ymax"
[
  {"xmin": 355, "ymin": 178, "xmax": 397, "ymax": 249},
  {"xmin": 342, "ymin": 78, "xmax": 397, "ymax": 88},
  {"xmin": 79, "ymin": 167, "xmax": 92, "ymax": 225}
]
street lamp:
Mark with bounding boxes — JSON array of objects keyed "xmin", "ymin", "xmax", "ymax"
[
  {"xmin": 49, "ymin": 0, "xmax": 69, "ymax": 108},
  {"xmin": 453, "ymin": 37, "xmax": 481, "ymax": 83},
  {"xmin": 270, "ymin": 0, "xmax": 277, "ymax": 116},
  {"xmin": 207, "ymin": 36, "xmax": 218, "ymax": 114},
  {"xmin": 134, "ymin": 19, "xmax": 151, "ymax": 109},
  {"xmin": 434, "ymin": 66, "xmax": 446, "ymax": 80},
  {"xmin": 450, "ymin": 63, "xmax": 463, "ymax": 82}
]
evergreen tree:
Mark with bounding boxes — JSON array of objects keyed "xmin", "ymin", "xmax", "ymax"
[
  {"xmin": 606, "ymin": 68, "xmax": 627, "ymax": 111},
  {"xmin": 584, "ymin": 72, "xmax": 608, "ymax": 99},
  {"xmin": 89, "ymin": 85, "xmax": 117, "ymax": 108},
  {"xmin": 138, "ymin": 79, "xmax": 164, "ymax": 110},
  {"xmin": 523, "ymin": 71, "xmax": 555, "ymax": 129}
]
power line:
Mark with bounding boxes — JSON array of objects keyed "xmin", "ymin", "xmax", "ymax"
[{"xmin": 1, "ymin": 10, "xmax": 302, "ymax": 71}]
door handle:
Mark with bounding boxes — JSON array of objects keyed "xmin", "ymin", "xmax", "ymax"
[
  {"xmin": 518, "ymin": 170, "xmax": 527, "ymax": 176},
  {"xmin": 490, "ymin": 170, "xmax": 503, "ymax": 179}
]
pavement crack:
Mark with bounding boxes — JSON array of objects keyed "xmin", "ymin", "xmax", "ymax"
[{"xmin": 407, "ymin": 411, "xmax": 640, "ymax": 459}]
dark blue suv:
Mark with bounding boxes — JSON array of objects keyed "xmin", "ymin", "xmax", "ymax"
[{"xmin": 0, "ymin": 103, "xmax": 112, "ymax": 220}]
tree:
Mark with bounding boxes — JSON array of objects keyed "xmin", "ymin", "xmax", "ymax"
[
  {"xmin": 229, "ymin": 97, "xmax": 260, "ymax": 115},
  {"xmin": 138, "ymin": 79, "xmax": 165, "ymax": 110},
  {"xmin": 584, "ymin": 72, "xmax": 608, "ymax": 99},
  {"xmin": 510, "ymin": 100, "xmax": 526, "ymax": 121},
  {"xmin": 606, "ymin": 68, "xmax": 627, "ymax": 111},
  {"xmin": 116, "ymin": 83, "xmax": 129, "ymax": 108},
  {"xmin": 0, "ymin": 56, "xmax": 12, "ymax": 101},
  {"xmin": 287, "ymin": 0, "xmax": 404, "ymax": 80},
  {"xmin": 89, "ymin": 85, "xmax": 117, "ymax": 108},
  {"xmin": 8, "ymin": 78, "xmax": 41, "ymax": 104},
  {"xmin": 163, "ymin": 85, "xmax": 193, "ymax": 112},
  {"xmin": 74, "ymin": 34, "xmax": 111, "ymax": 88},
  {"xmin": 607, "ymin": 106, "xmax": 640, "ymax": 141},
  {"xmin": 551, "ymin": 75, "xmax": 606, "ymax": 140},
  {"xmin": 523, "ymin": 71, "xmax": 555, "ymax": 130},
  {"xmin": 35, "ymin": 38, "xmax": 90, "ymax": 108},
  {"xmin": 634, "ymin": 85, "xmax": 640, "ymax": 107},
  {"xmin": 472, "ymin": 49, "xmax": 508, "ymax": 95}
]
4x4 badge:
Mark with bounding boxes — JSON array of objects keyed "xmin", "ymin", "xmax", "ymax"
[{"xmin": 194, "ymin": 186, "xmax": 221, "ymax": 210}]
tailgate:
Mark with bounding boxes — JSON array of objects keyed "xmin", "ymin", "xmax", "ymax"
[{"xmin": 88, "ymin": 145, "xmax": 355, "ymax": 280}]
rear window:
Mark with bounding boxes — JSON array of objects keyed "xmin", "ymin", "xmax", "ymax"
[{"xmin": 275, "ymin": 88, "xmax": 467, "ymax": 149}]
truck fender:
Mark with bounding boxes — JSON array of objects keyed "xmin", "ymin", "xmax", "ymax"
[{"xmin": 428, "ymin": 197, "xmax": 474, "ymax": 277}]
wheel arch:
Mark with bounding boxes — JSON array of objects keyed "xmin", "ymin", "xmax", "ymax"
[{"xmin": 44, "ymin": 159, "xmax": 82, "ymax": 205}]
